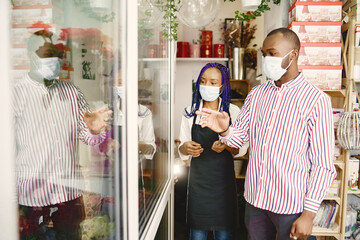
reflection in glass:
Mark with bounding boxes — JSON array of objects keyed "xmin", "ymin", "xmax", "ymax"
[
  {"xmin": 138, "ymin": 0, "xmax": 171, "ymax": 236},
  {"xmin": 11, "ymin": 1, "xmax": 122, "ymax": 239}
]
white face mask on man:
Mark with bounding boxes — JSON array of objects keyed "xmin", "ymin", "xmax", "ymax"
[
  {"xmin": 262, "ymin": 49, "xmax": 294, "ymax": 81},
  {"xmin": 199, "ymin": 85, "xmax": 221, "ymax": 102},
  {"xmin": 31, "ymin": 53, "xmax": 62, "ymax": 80}
]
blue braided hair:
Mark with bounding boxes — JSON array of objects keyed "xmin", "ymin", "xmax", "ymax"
[{"xmin": 184, "ymin": 62, "xmax": 231, "ymax": 118}]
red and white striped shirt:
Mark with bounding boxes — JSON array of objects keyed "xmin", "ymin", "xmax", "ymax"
[
  {"xmin": 13, "ymin": 74, "xmax": 106, "ymax": 207},
  {"xmin": 221, "ymin": 73, "xmax": 336, "ymax": 214}
]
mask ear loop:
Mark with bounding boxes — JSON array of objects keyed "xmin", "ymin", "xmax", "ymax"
[
  {"xmin": 219, "ymin": 85, "xmax": 224, "ymax": 96},
  {"xmin": 284, "ymin": 49, "xmax": 295, "ymax": 70}
]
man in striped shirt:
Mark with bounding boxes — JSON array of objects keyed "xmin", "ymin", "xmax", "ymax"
[
  {"xmin": 14, "ymin": 30, "xmax": 111, "ymax": 239},
  {"xmin": 196, "ymin": 28, "xmax": 336, "ymax": 240}
]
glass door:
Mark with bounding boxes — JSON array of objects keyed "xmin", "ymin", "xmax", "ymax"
[
  {"xmin": 137, "ymin": 0, "xmax": 175, "ymax": 239},
  {"xmin": 9, "ymin": 0, "xmax": 126, "ymax": 239},
  {"xmin": 6, "ymin": 0, "xmax": 174, "ymax": 239}
]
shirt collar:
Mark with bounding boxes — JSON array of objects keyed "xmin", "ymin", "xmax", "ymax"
[
  {"xmin": 199, "ymin": 98, "xmax": 223, "ymax": 112},
  {"xmin": 25, "ymin": 73, "xmax": 58, "ymax": 93},
  {"xmin": 270, "ymin": 72, "xmax": 304, "ymax": 89}
]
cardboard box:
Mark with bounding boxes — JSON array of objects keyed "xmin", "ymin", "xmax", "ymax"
[
  {"xmin": 298, "ymin": 44, "xmax": 341, "ymax": 65},
  {"xmin": 300, "ymin": 66, "xmax": 342, "ymax": 90},
  {"xmin": 290, "ymin": 22, "xmax": 341, "ymax": 43},
  {"xmin": 289, "ymin": 3, "xmax": 342, "ymax": 22}
]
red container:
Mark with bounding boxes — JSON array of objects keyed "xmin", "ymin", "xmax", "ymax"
[
  {"xmin": 177, "ymin": 41, "xmax": 189, "ymax": 57},
  {"xmin": 202, "ymin": 30, "xmax": 213, "ymax": 46},
  {"xmin": 214, "ymin": 44, "xmax": 224, "ymax": 58},
  {"xmin": 147, "ymin": 44, "xmax": 159, "ymax": 58},
  {"xmin": 201, "ymin": 45, "xmax": 212, "ymax": 58}
]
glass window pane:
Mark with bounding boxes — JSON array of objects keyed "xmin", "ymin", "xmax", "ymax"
[
  {"xmin": 11, "ymin": 0, "xmax": 123, "ymax": 239},
  {"xmin": 138, "ymin": 0, "xmax": 171, "ymax": 236}
]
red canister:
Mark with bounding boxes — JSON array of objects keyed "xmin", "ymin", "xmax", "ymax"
[
  {"xmin": 147, "ymin": 44, "xmax": 159, "ymax": 58},
  {"xmin": 201, "ymin": 45, "xmax": 212, "ymax": 58},
  {"xmin": 214, "ymin": 44, "xmax": 224, "ymax": 58},
  {"xmin": 177, "ymin": 41, "xmax": 189, "ymax": 57},
  {"xmin": 202, "ymin": 30, "xmax": 213, "ymax": 46}
]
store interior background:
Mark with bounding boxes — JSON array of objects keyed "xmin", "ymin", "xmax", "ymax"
[
  {"xmin": 4, "ymin": 0, "xmax": 360, "ymax": 239},
  {"xmin": 172, "ymin": 1, "xmax": 289, "ymax": 240}
]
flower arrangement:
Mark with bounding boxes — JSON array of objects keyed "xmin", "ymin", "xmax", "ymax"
[
  {"xmin": 244, "ymin": 47, "xmax": 258, "ymax": 69},
  {"xmin": 224, "ymin": 17, "xmax": 257, "ymax": 49}
]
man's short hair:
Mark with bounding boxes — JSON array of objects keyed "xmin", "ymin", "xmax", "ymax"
[{"xmin": 267, "ymin": 28, "xmax": 300, "ymax": 50}]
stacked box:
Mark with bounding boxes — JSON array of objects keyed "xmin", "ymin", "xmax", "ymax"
[{"xmin": 288, "ymin": 1, "xmax": 342, "ymax": 91}]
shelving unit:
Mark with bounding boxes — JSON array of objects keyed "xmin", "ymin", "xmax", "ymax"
[{"xmin": 341, "ymin": 11, "xmax": 360, "ymax": 239}]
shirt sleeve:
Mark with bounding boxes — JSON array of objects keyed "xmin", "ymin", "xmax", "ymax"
[
  {"xmin": 139, "ymin": 109, "xmax": 156, "ymax": 160},
  {"xmin": 220, "ymin": 89, "xmax": 253, "ymax": 148},
  {"xmin": 76, "ymin": 86, "xmax": 106, "ymax": 146},
  {"xmin": 178, "ymin": 113, "xmax": 192, "ymax": 161},
  {"xmin": 305, "ymin": 94, "xmax": 337, "ymax": 213}
]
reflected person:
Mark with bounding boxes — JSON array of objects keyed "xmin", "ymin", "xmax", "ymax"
[
  {"xmin": 196, "ymin": 28, "xmax": 336, "ymax": 240},
  {"xmin": 14, "ymin": 30, "xmax": 111, "ymax": 240}
]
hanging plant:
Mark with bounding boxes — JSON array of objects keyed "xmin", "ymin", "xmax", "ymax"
[
  {"xmin": 157, "ymin": 0, "xmax": 280, "ymax": 41},
  {"xmin": 153, "ymin": 0, "xmax": 180, "ymax": 41}
]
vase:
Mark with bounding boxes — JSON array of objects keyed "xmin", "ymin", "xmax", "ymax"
[
  {"xmin": 190, "ymin": 44, "xmax": 201, "ymax": 58},
  {"xmin": 232, "ymin": 47, "xmax": 245, "ymax": 80},
  {"xmin": 241, "ymin": 0, "xmax": 261, "ymax": 11}
]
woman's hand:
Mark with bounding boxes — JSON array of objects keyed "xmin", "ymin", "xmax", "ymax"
[
  {"xmin": 84, "ymin": 107, "xmax": 113, "ymax": 134},
  {"xmin": 195, "ymin": 108, "xmax": 230, "ymax": 135},
  {"xmin": 179, "ymin": 141, "xmax": 203, "ymax": 158},
  {"xmin": 211, "ymin": 141, "xmax": 226, "ymax": 153}
]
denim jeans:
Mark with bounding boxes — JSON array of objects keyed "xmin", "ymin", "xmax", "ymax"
[{"xmin": 190, "ymin": 229, "xmax": 230, "ymax": 240}]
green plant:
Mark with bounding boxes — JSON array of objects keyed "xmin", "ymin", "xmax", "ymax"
[
  {"xmin": 224, "ymin": 0, "xmax": 281, "ymax": 21},
  {"xmin": 160, "ymin": 0, "xmax": 180, "ymax": 41}
]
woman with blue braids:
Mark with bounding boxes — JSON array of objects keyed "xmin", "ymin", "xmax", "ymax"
[{"xmin": 178, "ymin": 63, "xmax": 248, "ymax": 240}]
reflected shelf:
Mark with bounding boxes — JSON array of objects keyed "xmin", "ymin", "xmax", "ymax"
[{"xmin": 139, "ymin": 58, "xmax": 168, "ymax": 62}]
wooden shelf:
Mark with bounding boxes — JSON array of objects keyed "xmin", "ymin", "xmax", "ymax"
[
  {"xmin": 323, "ymin": 89, "xmax": 346, "ymax": 98},
  {"xmin": 347, "ymin": 189, "xmax": 360, "ymax": 195},
  {"xmin": 312, "ymin": 223, "xmax": 340, "ymax": 236},
  {"xmin": 235, "ymin": 175, "xmax": 245, "ymax": 179},
  {"xmin": 324, "ymin": 196, "xmax": 341, "ymax": 205}
]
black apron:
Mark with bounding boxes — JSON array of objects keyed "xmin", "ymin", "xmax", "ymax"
[{"xmin": 187, "ymin": 115, "xmax": 237, "ymax": 231}]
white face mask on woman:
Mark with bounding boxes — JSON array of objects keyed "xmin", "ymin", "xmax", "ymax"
[
  {"xmin": 199, "ymin": 85, "xmax": 221, "ymax": 102},
  {"xmin": 262, "ymin": 49, "xmax": 294, "ymax": 81},
  {"xmin": 32, "ymin": 53, "xmax": 62, "ymax": 80}
]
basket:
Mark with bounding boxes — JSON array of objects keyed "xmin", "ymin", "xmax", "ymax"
[{"xmin": 336, "ymin": 78, "xmax": 360, "ymax": 149}]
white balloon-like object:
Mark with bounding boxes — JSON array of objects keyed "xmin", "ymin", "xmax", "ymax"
[{"xmin": 177, "ymin": 0, "xmax": 220, "ymax": 29}]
